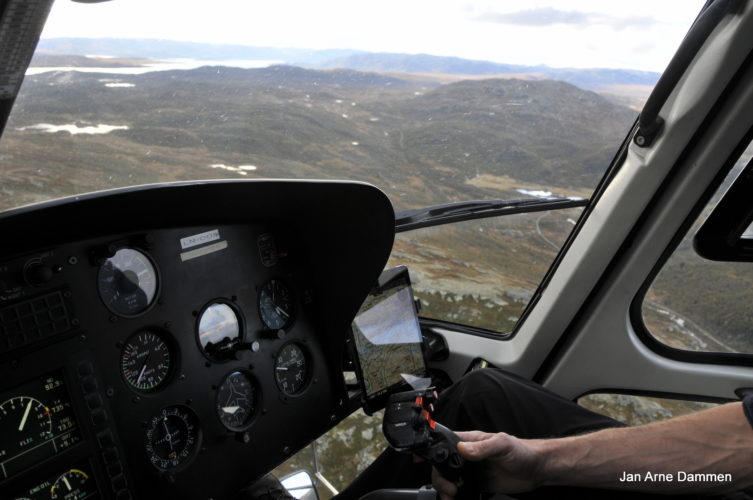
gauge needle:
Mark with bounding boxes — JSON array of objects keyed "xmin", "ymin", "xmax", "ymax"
[
  {"xmin": 19, "ymin": 400, "xmax": 32, "ymax": 431},
  {"xmin": 275, "ymin": 306, "xmax": 289, "ymax": 318},
  {"xmin": 162, "ymin": 420, "xmax": 174, "ymax": 450},
  {"xmin": 62, "ymin": 475, "xmax": 72, "ymax": 491},
  {"xmin": 136, "ymin": 364, "xmax": 148, "ymax": 386},
  {"xmin": 136, "ymin": 352, "xmax": 151, "ymax": 386},
  {"xmin": 276, "ymin": 366, "xmax": 289, "ymax": 371}
]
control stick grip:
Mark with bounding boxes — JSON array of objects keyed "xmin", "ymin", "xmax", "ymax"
[
  {"xmin": 382, "ymin": 389, "xmax": 465, "ymax": 483},
  {"xmin": 428, "ymin": 422, "xmax": 464, "ymax": 482}
]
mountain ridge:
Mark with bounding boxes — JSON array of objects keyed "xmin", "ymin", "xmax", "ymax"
[
  {"xmin": 13, "ymin": 65, "xmax": 635, "ymax": 207},
  {"xmin": 36, "ymin": 38, "xmax": 660, "ymax": 92},
  {"xmin": 314, "ymin": 53, "xmax": 660, "ymax": 90}
]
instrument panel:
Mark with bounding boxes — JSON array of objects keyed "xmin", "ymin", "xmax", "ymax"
[
  {"xmin": 0, "ymin": 371, "xmax": 82, "ymax": 481},
  {"xmin": 0, "ymin": 180, "xmax": 395, "ymax": 500}
]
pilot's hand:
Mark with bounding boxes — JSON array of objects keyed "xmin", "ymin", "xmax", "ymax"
[{"xmin": 431, "ymin": 430, "xmax": 545, "ymax": 500}]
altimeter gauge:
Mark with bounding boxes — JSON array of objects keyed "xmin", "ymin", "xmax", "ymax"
[
  {"xmin": 259, "ymin": 279, "xmax": 295, "ymax": 330},
  {"xmin": 121, "ymin": 330, "xmax": 172, "ymax": 391},
  {"xmin": 98, "ymin": 247, "xmax": 159, "ymax": 317},
  {"xmin": 145, "ymin": 405, "xmax": 201, "ymax": 471},
  {"xmin": 216, "ymin": 371, "xmax": 256, "ymax": 431}
]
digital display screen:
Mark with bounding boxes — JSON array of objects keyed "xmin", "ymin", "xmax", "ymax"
[
  {"xmin": 6, "ymin": 459, "xmax": 99, "ymax": 500},
  {"xmin": 0, "ymin": 370, "xmax": 82, "ymax": 481},
  {"xmin": 352, "ymin": 272, "xmax": 426, "ymax": 399}
]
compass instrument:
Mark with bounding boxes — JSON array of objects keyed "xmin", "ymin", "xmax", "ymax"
[{"xmin": 145, "ymin": 405, "xmax": 201, "ymax": 471}]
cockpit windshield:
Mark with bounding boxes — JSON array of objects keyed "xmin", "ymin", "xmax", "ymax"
[
  {"xmin": 0, "ymin": 0, "xmax": 707, "ymax": 335},
  {"xmin": 1, "ymin": 0, "xmax": 703, "ymax": 213}
]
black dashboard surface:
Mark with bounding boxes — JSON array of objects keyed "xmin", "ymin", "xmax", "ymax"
[{"xmin": 0, "ymin": 180, "xmax": 395, "ymax": 499}]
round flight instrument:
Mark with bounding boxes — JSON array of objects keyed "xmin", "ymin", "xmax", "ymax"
[
  {"xmin": 145, "ymin": 405, "xmax": 201, "ymax": 471},
  {"xmin": 98, "ymin": 248, "xmax": 158, "ymax": 317},
  {"xmin": 274, "ymin": 343, "xmax": 309, "ymax": 396},
  {"xmin": 120, "ymin": 331, "xmax": 172, "ymax": 391},
  {"xmin": 0, "ymin": 396, "xmax": 52, "ymax": 458},
  {"xmin": 197, "ymin": 302, "xmax": 242, "ymax": 360},
  {"xmin": 50, "ymin": 469, "xmax": 92, "ymax": 499},
  {"xmin": 215, "ymin": 371, "xmax": 256, "ymax": 430},
  {"xmin": 258, "ymin": 279, "xmax": 294, "ymax": 330}
]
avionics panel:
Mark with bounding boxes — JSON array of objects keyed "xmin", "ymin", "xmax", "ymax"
[
  {"xmin": 0, "ymin": 180, "xmax": 396, "ymax": 499},
  {"xmin": 4, "ymin": 458, "xmax": 99, "ymax": 500},
  {"xmin": 0, "ymin": 369, "xmax": 82, "ymax": 481}
]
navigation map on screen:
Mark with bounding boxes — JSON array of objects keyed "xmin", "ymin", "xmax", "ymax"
[{"xmin": 352, "ymin": 275, "xmax": 426, "ymax": 399}]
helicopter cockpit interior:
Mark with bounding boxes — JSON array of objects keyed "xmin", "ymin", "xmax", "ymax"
[
  {"xmin": 4, "ymin": 0, "xmax": 753, "ymax": 499},
  {"xmin": 0, "ymin": 180, "xmax": 399, "ymax": 499}
]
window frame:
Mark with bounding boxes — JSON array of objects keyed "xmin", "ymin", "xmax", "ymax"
[{"xmin": 630, "ymin": 123, "xmax": 753, "ymax": 366}]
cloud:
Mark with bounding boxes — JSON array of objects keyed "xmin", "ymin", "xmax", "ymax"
[{"xmin": 475, "ymin": 7, "xmax": 658, "ymax": 30}]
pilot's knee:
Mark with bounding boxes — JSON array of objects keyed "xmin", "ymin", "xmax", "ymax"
[{"xmin": 434, "ymin": 368, "xmax": 518, "ymax": 421}]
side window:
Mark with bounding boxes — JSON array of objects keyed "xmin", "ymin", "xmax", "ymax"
[
  {"xmin": 642, "ymin": 145, "xmax": 753, "ymax": 353},
  {"xmin": 578, "ymin": 394, "xmax": 716, "ymax": 426},
  {"xmin": 386, "ymin": 207, "xmax": 584, "ymax": 333}
]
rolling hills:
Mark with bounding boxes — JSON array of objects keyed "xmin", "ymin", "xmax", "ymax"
[{"xmin": 3, "ymin": 65, "xmax": 635, "ymax": 212}]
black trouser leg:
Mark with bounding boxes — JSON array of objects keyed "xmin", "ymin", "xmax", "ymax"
[
  {"xmin": 335, "ymin": 369, "xmax": 715, "ymax": 500},
  {"xmin": 431, "ymin": 368, "xmax": 624, "ymax": 438}
]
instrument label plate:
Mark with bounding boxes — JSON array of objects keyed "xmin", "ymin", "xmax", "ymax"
[{"xmin": 180, "ymin": 229, "xmax": 221, "ymax": 250}]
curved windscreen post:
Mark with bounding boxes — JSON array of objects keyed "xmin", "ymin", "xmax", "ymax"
[
  {"xmin": 634, "ymin": 0, "xmax": 740, "ymax": 148},
  {"xmin": 0, "ymin": 0, "xmax": 54, "ymax": 136}
]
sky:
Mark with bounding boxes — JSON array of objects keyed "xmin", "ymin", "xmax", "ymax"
[{"xmin": 41, "ymin": 0, "xmax": 706, "ymax": 73}]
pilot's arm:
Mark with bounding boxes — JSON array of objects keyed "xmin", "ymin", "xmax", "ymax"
[{"xmin": 433, "ymin": 402, "xmax": 753, "ymax": 499}]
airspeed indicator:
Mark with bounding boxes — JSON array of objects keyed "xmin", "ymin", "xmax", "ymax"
[{"xmin": 121, "ymin": 331, "xmax": 172, "ymax": 391}]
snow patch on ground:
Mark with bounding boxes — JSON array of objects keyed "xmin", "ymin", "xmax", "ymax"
[{"xmin": 16, "ymin": 123, "xmax": 128, "ymax": 135}]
